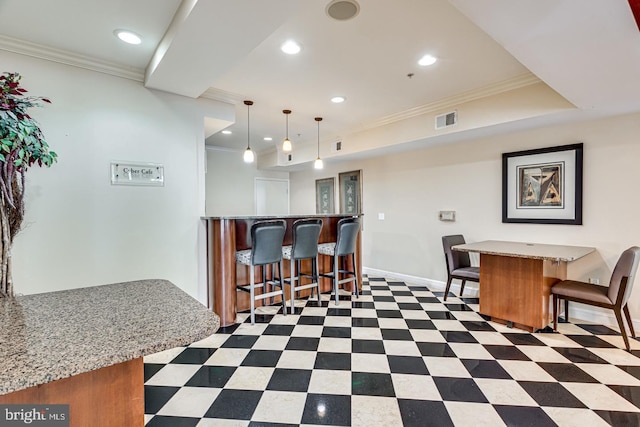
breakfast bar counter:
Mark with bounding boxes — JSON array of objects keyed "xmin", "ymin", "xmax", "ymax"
[
  {"xmin": 0, "ymin": 279, "xmax": 219, "ymax": 426},
  {"xmin": 203, "ymin": 214, "xmax": 362, "ymax": 326}
]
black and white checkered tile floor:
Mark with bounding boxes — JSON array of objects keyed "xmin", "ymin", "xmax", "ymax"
[{"xmin": 143, "ymin": 277, "xmax": 640, "ymax": 426}]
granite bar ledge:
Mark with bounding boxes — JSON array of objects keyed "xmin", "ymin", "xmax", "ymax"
[{"xmin": 0, "ymin": 279, "xmax": 219, "ymax": 395}]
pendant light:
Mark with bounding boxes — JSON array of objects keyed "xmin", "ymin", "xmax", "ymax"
[
  {"xmin": 243, "ymin": 100, "xmax": 255, "ymax": 163},
  {"xmin": 314, "ymin": 117, "xmax": 324, "ymax": 170},
  {"xmin": 282, "ymin": 109, "xmax": 292, "ymax": 152}
]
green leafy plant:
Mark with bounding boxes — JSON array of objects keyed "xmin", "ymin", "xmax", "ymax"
[{"xmin": 0, "ymin": 72, "xmax": 56, "ymax": 297}]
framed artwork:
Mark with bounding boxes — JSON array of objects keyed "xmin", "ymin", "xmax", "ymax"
[
  {"xmin": 339, "ymin": 170, "xmax": 362, "ymax": 214},
  {"xmin": 315, "ymin": 178, "xmax": 335, "ymax": 214},
  {"xmin": 502, "ymin": 143, "xmax": 583, "ymax": 224}
]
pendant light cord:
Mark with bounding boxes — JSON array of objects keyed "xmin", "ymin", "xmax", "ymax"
[
  {"xmin": 246, "ymin": 103, "xmax": 251, "ymax": 150},
  {"xmin": 315, "ymin": 117, "xmax": 322, "ymax": 157}
]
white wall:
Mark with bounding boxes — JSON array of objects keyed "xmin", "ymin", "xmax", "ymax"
[
  {"xmin": 290, "ymin": 112, "xmax": 640, "ymax": 325},
  {"xmin": 4, "ymin": 50, "xmax": 233, "ymax": 300},
  {"xmin": 205, "ymin": 148, "xmax": 289, "ymax": 216}
]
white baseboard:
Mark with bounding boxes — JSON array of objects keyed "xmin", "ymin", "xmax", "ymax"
[{"xmin": 362, "ymin": 266, "xmax": 637, "ymax": 332}]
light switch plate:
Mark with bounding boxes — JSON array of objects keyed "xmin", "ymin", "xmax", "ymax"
[
  {"xmin": 439, "ymin": 210, "xmax": 456, "ymax": 221},
  {"xmin": 378, "ymin": 213, "xmax": 385, "ymax": 220}
]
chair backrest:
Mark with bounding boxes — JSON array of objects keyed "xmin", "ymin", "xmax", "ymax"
[
  {"xmin": 608, "ymin": 246, "xmax": 640, "ymax": 305},
  {"xmin": 442, "ymin": 234, "xmax": 471, "ymax": 273},
  {"xmin": 335, "ymin": 217, "xmax": 360, "ymax": 256},
  {"xmin": 250, "ymin": 220, "xmax": 286, "ymax": 266},
  {"xmin": 292, "ymin": 218, "xmax": 323, "ymax": 260}
]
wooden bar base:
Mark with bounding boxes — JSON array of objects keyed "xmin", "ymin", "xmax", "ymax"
[
  {"xmin": 479, "ymin": 254, "xmax": 566, "ymax": 331},
  {"xmin": 0, "ymin": 358, "xmax": 144, "ymax": 427}
]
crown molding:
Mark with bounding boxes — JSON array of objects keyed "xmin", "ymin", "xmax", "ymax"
[
  {"xmin": 0, "ymin": 34, "xmax": 144, "ymax": 82},
  {"xmin": 200, "ymin": 87, "xmax": 245, "ymax": 104},
  {"xmin": 361, "ymin": 72, "xmax": 542, "ymax": 131},
  {"xmin": 204, "ymin": 144, "xmax": 243, "ymax": 153}
]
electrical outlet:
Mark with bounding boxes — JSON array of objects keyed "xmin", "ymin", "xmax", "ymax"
[
  {"xmin": 378, "ymin": 213, "xmax": 385, "ymax": 220},
  {"xmin": 589, "ymin": 277, "xmax": 599, "ymax": 285}
]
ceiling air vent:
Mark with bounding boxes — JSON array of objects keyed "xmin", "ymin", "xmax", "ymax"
[{"xmin": 435, "ymin": 111, "xmax": 457, "ymax": 130}]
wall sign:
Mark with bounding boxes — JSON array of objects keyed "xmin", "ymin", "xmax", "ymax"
[{"xmin": 110, "ymin": 162, "xmax": 164, "ymax": 187}]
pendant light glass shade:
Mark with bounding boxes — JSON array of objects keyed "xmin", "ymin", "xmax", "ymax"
[
  {"xmin": 314, "ymin": 117, "xmax": 323, "ymax": 169},
  {"xmin": 243, "ymin": 100, "xmax": 255, "ymax": 163},
  {"xmin": 243, "ymin": 148, "xmax": 255, "ymax": 163},
  {"xmin": 282, "ymin": 109, "xmax": 292, "ymax": 152}
]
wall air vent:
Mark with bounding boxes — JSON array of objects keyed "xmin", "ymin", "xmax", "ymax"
[
  {"xmin": 435, "ymin": 111, "xmax": 457, "ymax": 130},
  {"xmin": 331, "ymin": 141, "xmax": 342, "ymax": 153}
]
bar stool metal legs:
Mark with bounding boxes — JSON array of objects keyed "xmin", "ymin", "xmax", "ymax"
[
  {"xmin": 282, "ymin": 218, "xmax": 323, "ymax": 314},
  {"xmin": 235, "ymin": 220, "xmax": 287, "ymax": 325},
  {"xmin": 318, "ymin": 217, "xmax": 361, "ymax": 306}
]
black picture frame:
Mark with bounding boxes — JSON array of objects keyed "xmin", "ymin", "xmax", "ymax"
[{"xmin": 502, "ymin": 143, "xmax": 583, "ymax": 225}]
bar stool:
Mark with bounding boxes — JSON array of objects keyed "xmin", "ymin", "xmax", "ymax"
[
  {"xmin": 318, "ymin": 217, "xmax": 360, "ymax": 305},
  {"xmin": 235, "ymin": 220, "xmax": 287, "ymax": 325},
  {"xmin": 282, "ymin": 218, "xmax": 323, "ymax": 314}
]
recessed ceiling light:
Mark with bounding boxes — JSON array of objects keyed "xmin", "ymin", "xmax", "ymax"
[
  {"xmin": 114, "ymin": 29, "xmax": 142, "ymax": 45},
  {"xmin": 263, "ymin": 137, "xmax": 273, "ymax": 141},
  {"xmin": 418, "ymin": 54, "xmax": 437, "ymax": 66},
  {"xmin": 281, "ymin": 40, "xmax": 302, "ymax": 55},
  {"xmin": 221, "ymin": 130, "xmax": 232, "ymax": 135},
  {"xmin": 331, "ymin": 96, "xmax": 346, "ymax": 103}
]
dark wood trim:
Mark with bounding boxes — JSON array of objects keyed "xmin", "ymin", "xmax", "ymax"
[
  {"xmin": 630, "ymin": 0, "xmax": 640, "ymax": 31},
  {"xmin": 211, "ymin": 219, "xmax": 237, "ymax": 326}
]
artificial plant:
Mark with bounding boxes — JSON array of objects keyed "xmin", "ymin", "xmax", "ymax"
[{"xmin": 0, "ymin": 72, "xmax": 56, "ymax": 297}]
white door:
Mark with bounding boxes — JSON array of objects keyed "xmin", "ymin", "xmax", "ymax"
[{"xmin": 255, "ymin": 178, "xmax": 289, "ymax": 215}]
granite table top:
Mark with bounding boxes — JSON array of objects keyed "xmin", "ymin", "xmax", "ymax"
[
  {"xmin": 453, "ymin": 240, "xmax": 595, "ymax": 262},
  {"xmin": 0, "ymin": 279, "xmax": 219, "ymax": 395}
]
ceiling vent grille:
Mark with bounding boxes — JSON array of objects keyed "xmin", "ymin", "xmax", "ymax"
[{"xmin": 435, "ymin": 111, "xmax": 457, "ymax": 130}]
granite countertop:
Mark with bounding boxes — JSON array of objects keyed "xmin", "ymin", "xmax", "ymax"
[
  {"xmin": 0, "ymin": 279, "xmax": 219, "ymax": 395},
  {"xmin": 453, "ymin": 240, "xmax": 595, "ymax": 261},
  {"xmin": 202, "ymin": 213, "xmax": 363, "ymax": 220}
]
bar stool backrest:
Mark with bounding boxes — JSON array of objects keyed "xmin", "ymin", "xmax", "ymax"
[
  {"xmin": 335, "ymin": 217, "xmax": 360, "ymax": 257},
  {"xmin": 292, "ymin": 218, "xmax": 323, "ymax": 260},
  {"xmin": 608, "ymin": 246, "xmax": 640, "ymax": 305},
  {"xmin": 251, "ymin": 220, "xmax": 287, "ymax": 266}
]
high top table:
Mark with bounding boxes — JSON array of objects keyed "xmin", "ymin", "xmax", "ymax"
[{"xmin": 453, "ymin": 240, "xmax": 595, "ymax": 331}]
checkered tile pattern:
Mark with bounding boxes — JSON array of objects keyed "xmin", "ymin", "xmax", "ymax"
[{"xmin": 143, "ymin": 277, "xmax": 640, "ymax": 426}]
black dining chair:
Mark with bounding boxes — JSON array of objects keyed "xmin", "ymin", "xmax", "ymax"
[
  {"xmin": 318, "ymin": 217, "xmax": 360, "ymax": 305},
  {"xmin": 552, "ymin": 246, "xmax": 640, "ymax": 350},
  {"xmin": 442, "ymin": 235, "xmax": 480, "ymax": 301},
  {"xmin": 235, "ymin": 220, "xmax": 287, "ymax": 325},
  {"xmin": 282, "ymin": 218, "xmax": 323, "ymax": 314}
]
